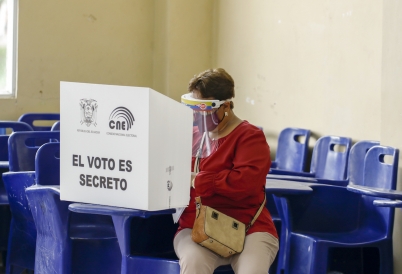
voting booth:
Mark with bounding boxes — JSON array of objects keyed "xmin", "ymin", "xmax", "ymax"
[{"xmin": 60, "ymin": 82, "xmax": 192, "ymax": 210}]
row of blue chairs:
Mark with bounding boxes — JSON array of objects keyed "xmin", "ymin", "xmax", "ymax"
[
  {"xmin": 0, "ymin": 114, "xmax": 60, "ymax": 273},
  {"xmin": 1, "ymin": 120, "xmax": 399, "ymax": 274},
  {"xmin": 267, "ymin": 127, "xmax": 398, "ymax": 274}
]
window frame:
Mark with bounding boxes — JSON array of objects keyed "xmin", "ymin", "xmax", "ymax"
[{"xmin": 0, "ymin": 0, "xmax": 18, "ymax": 98}]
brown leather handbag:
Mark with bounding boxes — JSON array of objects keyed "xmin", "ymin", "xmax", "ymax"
[{"xmin": 191, "ymin": 196, "xmax": 266, "ymax": 258}]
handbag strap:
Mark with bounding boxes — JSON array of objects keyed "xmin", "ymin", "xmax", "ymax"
[
  {"xmin": 246, "ymin": 194, "xmax": 266, "ymax": 232},
  {"xmin": 195, "ymin": 194, "xmax": 266, "ymax": 232}
]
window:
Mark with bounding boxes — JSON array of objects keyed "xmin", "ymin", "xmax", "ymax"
[{"xmin": 0, "ymin": 0, "xmax": 17, "ymax": 97}]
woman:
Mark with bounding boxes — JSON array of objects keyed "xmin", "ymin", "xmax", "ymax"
[{"xmin": 174, "ymin": 68, "xmax": 279, "ymax": 274}]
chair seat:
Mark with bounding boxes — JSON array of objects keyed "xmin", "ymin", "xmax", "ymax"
[{"xmin": 293, "ymin": 229, "xmax": 388, "ymax": 245}]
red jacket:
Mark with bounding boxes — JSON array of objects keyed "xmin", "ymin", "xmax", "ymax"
[{"xmin": 177, "ymin": 121, "xmax": 278, "ymax": 239}]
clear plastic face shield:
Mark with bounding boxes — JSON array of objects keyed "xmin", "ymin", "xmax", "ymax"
[{"xmin": 181, "ymin": 93, "xmax": 232, "ymax": 159}]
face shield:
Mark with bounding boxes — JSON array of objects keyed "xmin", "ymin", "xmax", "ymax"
[{"xmin": 181, "ymin": 93, "xmax": 231, "ymax": 159}]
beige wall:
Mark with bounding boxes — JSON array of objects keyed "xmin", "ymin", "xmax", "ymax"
[
  {"xmin": 4, "ymin": 0, "xmax": 383, "ymax": 147},
  {"xmin": 381, "ymin": 0, "xmax": 402, "ymax": 272},
  {"xmin": 212, "ymin": 0, "xmax": 382, "ymax": 155},
  {"xmin": 153, "ymin": 0, "xmax": 213, "ymax": 101},
  {"xmin": 0, "ymin": 0, "xmax": 214, "ymax": 121},
  {"xmin": 0, "ymin": 0, "xmax": 155, "ymax": 120}
]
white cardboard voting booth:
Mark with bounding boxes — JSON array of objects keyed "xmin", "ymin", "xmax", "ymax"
[{"xmin": 60, "ymin": 82, "xmax": 192, "ymax": 211}]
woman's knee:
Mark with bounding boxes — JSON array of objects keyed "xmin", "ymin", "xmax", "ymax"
[
  {"xmin": 175, "ymin": 229, "xmax": 222, "ymax": 274},
  {"xmin": 179, "ymin": 254, "xmax": 216, "ymax": 273},
  {"xmin": 231, "ymin": 232, "xmax": 279, "ymax": 274}
]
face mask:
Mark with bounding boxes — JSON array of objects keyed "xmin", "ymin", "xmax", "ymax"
[
  {"xmin": 181, "ymin": 93, "xmax": 231, "ymax": 132},
  {"xmin": 194, "ymin": 109, "xmax": 222, "ymax": 132},
  {"xmin": 181, "ymin": 93, "xmax": 232, "ymax": 158}
]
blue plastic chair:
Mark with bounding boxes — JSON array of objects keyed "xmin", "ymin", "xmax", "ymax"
[
  {"xmin": 24, "ymin": 143, "xmax": 121, "ymax": 273},
  {"xmin": 271, "ymin": 135, "xmax": 351, "ymax": 274},
  {"xmin": 0, "ymin": 122, "xmax": 34, "ymax": 204},
  {"xmin": 0, "ymin": 122, "xmax": 34, "ymax": 264},
  {"xmin": 270, "ymin": 127, "xmax": 311, "ymax": 173},
  {"xmin": 2, "ymin": 171, "xmax": 36, "ymax": 274},
  {"xmin": 68, "ymin": 203, "xmax": 236, "ymax": 274},
  {"xmin": 266, "ymin": 127, "xmax": 311, "ymax": 273},
  {"xmin": 18, "ymin": 114, "xmax": 60, "ymax": 146},
  {"xmin": 18, "ymin": 113, "xmax": 60, "ymax": 131},
  {"xmin": 268, "ymin": 135, "xmax": 352, "ymax": 187},
  {"xmin": 275, "ymin": 145, "xmax": 398, "ymax": 274},
  {"xmin": 26, "ymin": 186, "xmax": 122, "ymax": 274},
  {"xmin": 0, "ymin": 121, "xmax": 34, "ymax": 162},
  {"xmin": 7, "ymin": 131, "xmax": 60, "ymax": 172},
  {"xmin": 347, "ymin": 140, "xmax": 380, "ymax": 184},
  {"xmin": 268, "ymin": 140, "xmax": 379, "ymax": 274},
  {"xmin": 2, "ymin": 131, "xmax": 60, "ymax": 273},
  {"xmin": 310, "ymin": 135, "xmax": 352, "ymax": 181}
]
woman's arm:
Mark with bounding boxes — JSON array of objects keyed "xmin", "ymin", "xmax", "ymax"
[{"xmin": 194, "ymin": 129, "xmax": 271, "ymax": 201}]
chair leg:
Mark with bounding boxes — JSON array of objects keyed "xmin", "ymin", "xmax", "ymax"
[
  {"xmin": 379, "ymin": 243, "xmax": 393, "ymax": 274},
  {"xmin": 288, "ymin": 235, "xmax": 316, "ymax": 274},
  {"xmin": 288, "ymin": 236, "xmax": 330, "ymax": 274},
  {"xmin": 34, "ymin": 236, "xmax": 71, "ymax": 274},
  {"xmin": 309, "ymin": 244, "xmax": 329, "ymax": 274}
]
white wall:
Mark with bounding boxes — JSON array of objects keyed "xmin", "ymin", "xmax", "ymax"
[{"xmin": 212, "ymin": 0, "xmax": 382, "ymax": 157}]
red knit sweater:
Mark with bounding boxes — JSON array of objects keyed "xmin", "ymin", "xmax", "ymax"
[{"xmin": 177, "ymin": 121, "xmax": 278, "ymax": 239}]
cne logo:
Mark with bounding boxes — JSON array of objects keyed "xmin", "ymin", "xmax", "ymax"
[
  {"xmin": 109, "ymin": 107, "xmax": 135, "ymax": 131},
  {"xmin": 80, "ymin": 99, "xmax": 98, "ymax": 127}
]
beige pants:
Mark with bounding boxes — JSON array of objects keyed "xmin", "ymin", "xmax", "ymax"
[{"xmin": 174, "ymin": 229, "xmax": 279, "ymax": 274}]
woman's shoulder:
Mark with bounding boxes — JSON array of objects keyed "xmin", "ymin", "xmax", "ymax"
[
  {"xmin": 235, "ymin": 120, "xmax": 264, "ymax": 135},
  {"xmin": 224, "ymin": 120, "xmax": 266, "ymax": 142}
]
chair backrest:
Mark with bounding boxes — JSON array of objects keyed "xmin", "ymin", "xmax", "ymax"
[
  {"xmin": 8, "ymin": 131, "xmax": 60, "ymax": 171},
  {"xmin": 35, "ymin": 143, "xmax": 60, "ymax": 186},
  {"xmin": 310, "ymin": 135, "xmax": 352, "ymax": 180},
  {"xmin": 0, "ymin": 121, "xmax": 34, "ymax": 161},
  {"xmin": 274, "ymin": 127, "xmax": 311, "ymax": 172},
  {"xmin": 363, "ymin": 145, "xmax": 399, "ymax": 189},
  {"xmin": 18, "ymin": 113, "xmax": 60, "ymax": 131},
  {"xmin": 25, "ymin": 186, "xmax": 71, "ymax": 272},
  {"xmin": 0, "ymin": 121, "xmax": 34, "ymax": 133},
  {"xmin": 51, "ymin": 121, "xmax": 60, "ymax": 131},
  {"xmin": 347, "ymin": 140, "xmax": 380, "ymax": 185},
  {"xmin": 361, "ymin": 145, "xmax": 399, "ymax": 237}
]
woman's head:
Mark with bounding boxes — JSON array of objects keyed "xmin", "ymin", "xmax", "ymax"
[{"xmin": 188, "ymin": 68, "xmax": 235, "ymax": 109}]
